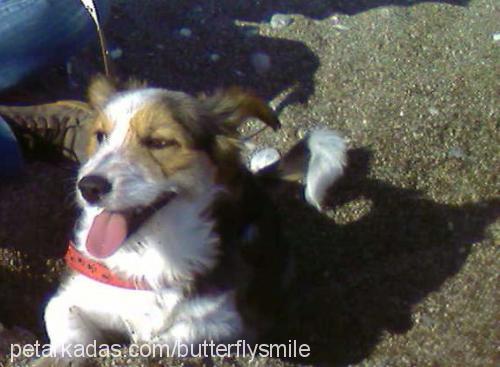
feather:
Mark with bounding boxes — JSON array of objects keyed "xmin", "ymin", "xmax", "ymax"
[{"xmin": 305, "ymin": 129, "xmax": 347, "ymax": 210}]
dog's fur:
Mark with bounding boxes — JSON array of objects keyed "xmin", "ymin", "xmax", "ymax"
[{"xmin": 34, "ymin": 77, "xmax": 346, "ymax": 366}]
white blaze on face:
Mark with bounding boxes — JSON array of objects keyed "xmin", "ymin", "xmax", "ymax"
[
  {"xmin": 103, "ymin": 89, "xmax": 164, "ymax": 152},
  {"xmin": 78, "ymin": 89, "xmax": 168, "ymax": 202},
  {"xmin": 77, "ymin": 89, "xmax": 167, "ymax": 259}
]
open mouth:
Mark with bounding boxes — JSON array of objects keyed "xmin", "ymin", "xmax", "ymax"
[{"xmin": 85, "ymin": 192, "xmax": 176, "ymax": 258}]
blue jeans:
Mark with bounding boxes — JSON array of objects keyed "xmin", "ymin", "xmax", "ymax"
[
  {"xmin": 0, "ymin": 116, "xmax": 22, "ymax": 175},
  {"xmin": 0, "ymin": 0, "xmax": 109, "ymax": 175},
  {"xmin": 0, "ymin": 0, "xmax": 110, "ymax": 90}
]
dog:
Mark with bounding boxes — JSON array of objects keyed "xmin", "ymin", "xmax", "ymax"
[{"xmin": 31, "ymin": 77, "xmax": 347, "ymax": 366}]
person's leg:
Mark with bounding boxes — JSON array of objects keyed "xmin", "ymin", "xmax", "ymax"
[
  {"xmin": 0, "ymin": 0, "xmax": 110, "ymax": 91},
  {"xmin": 0, "ymin": 116, "xmax": 22, "ymax": 176},
  {"xmin": 0, "ymin": 0, "xmax": 109, "ymax": 176}
]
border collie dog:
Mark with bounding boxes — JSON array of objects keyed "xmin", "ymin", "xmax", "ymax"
[{"xmin": 33, "ymin": 77, "xmax": 346, "ymax": 366}]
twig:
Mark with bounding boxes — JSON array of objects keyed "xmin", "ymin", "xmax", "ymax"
[{"xmin": 79, "ymin": 0, "xmax": 111, "ymax": 77}]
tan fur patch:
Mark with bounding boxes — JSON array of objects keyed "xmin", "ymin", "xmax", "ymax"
[
  {"xmin": 85, "ymin": 113, "xmax": 114, "ymax": 157},
  {"xmin": 88, "ymin": 76, "xmax": 116, "ymax": 108},
  {"xmin": 127, "ymin": 101, "xmax": 206, "ymax": 181}
]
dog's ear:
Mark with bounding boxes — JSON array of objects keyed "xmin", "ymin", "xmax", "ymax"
[
  {"xmin": 201, "ymin": 88, "xmax": 280, "ymax": 134},
  {"xmin": 88, "ymin": 75, "xmax": 117, "ymax": 108},
  {"xmin": 0, "ymin": 101, "xmax": 96, "ymax": 162}
]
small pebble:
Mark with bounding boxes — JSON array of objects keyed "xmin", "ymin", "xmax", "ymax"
[
  {"xmin": 421, "ymin": 314, "xmax": 435, "ymax": 328},
  {"xmin": 332, "ymin": 23, "xmax": 350, "ymax": 31},
  {"xmin": 448, "ymin": 146, "xmax": 465, "ymax": 159},
  {"xmin": 428, "ymin": 107, "xmax": 439, "ymax": 116},
  {"xmin": 251, "ymin": 52, "xmax": 272, "ymax": 74},
  {"xmin": 109, "ymin": 47, "xmax": 123, "ymax": 60},
  {"xmin": 179, "ymin": 28, "xmax": 192, "ymax": 37},
  {"xmin": 296, "ymin": 128, "xmax": 308, "ymax": 139},
  {"xmin": 250, "ymin": 148, "xmax": 280, "ymax": 173},
  {"xmin": 270, "ymin": 14, "xmax": 294, "ymax": 29},
  {"xmin": 66, "ymin": 61, "xmax": 73, "ymax": 76},
  {"xmin": 330, "ymin": 15, "xmax": 341, "ymax": 25},
  {"xmin": 209, "ymin": 53, "xmax": 221, "ymax": 62},
  {"xmin": 244, "ymin": 27, "xmax": 260, "ymax": 37}
]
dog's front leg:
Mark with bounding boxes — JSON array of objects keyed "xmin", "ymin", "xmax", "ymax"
[
  {"xmin": 31, "ymin": 295, "xmax": 103, "ymax": 367},
  {"xmin": 149, "ymin": 293, "xmax": 245, "ymax": 354},
  {"xmin": 31, "ymin": 356, "xmax": 91, "ymax": 367}
]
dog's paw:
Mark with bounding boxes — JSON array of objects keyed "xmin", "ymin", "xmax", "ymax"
[{"xmin": 30, "ymin": 357, "xmax": 90, "ymax": 367}]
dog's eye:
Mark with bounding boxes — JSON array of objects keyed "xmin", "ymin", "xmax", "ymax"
[
  {"xmin": 142, "ymin": 137, "xmax": 179, "ymax": 149},
  {"xmin": 95, "ymin": 131, "xmax": 107, "ymax": 144}
]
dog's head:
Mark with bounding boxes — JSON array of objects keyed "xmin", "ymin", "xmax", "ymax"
[{"xmin": 75, "ymin": 77, "xmax": 279, "ymax": 260}]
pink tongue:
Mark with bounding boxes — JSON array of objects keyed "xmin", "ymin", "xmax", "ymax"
[{"xmin": 86, "ymin": 211, "xmax": 128, "ymax": 258}]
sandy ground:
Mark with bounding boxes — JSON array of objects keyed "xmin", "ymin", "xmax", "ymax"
[{"xmin": 0, "ymin": 0, "xmax": 498, "ymax": 366}]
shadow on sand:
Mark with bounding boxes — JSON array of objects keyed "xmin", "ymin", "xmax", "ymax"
[{"xmin": 270, "ymin": 148, "xmax": 498, "ymax": 365}]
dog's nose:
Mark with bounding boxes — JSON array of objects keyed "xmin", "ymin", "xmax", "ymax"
[{"xmin": 78, "ymin": 175, "xmax": 112, "ymax": 204}]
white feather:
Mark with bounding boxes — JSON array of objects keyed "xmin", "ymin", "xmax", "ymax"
[{"xmin": 305, "ymin": 129, "xmax": 347, "ymax": 210}]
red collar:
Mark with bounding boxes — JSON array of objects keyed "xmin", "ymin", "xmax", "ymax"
[{"xmin": 64, "ymin": 241, "xmax": 152, "ymax": 290}]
